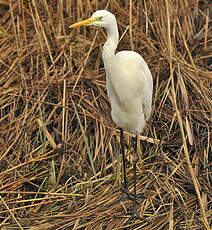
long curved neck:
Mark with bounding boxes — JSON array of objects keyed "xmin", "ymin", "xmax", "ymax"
[{"xmin": 102, "ymin": 21, "xmax": 119, "ymax": 75}]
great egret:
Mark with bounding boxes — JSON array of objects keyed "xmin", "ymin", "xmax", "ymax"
[{"xmin": 70, "ymin": 10, "xmax": 153, "ymax": 220}]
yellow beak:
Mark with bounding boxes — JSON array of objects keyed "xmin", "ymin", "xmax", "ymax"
[{"xmin": 69, "ymin": 17, "xmax": 97, "ymax": 28}]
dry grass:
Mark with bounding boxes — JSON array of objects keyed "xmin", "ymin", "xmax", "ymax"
[{"xmin": 0, "ymin": 0, "xmax": 211, "ymax": 229}]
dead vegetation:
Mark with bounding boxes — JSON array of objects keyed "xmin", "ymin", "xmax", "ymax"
[{"xmin": 0, "ymin": 0, "xmax": 211, "ymax": 229}]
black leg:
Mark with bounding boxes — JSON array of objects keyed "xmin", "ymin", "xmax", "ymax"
[
  {"xmin": 120, "ymin": 129, "xmax": 134, "ymax": 201},
  {"xmin": 119, "ymin": 132, "xmax": 146, "ymax": 222},
  {"xmin": 120, "ymin": 128, "xmax": 128, "ymax": 190},
  {"xmin": 129, "ymin": 134, "xmax": 142, "ymax": 220},
  {"xmin": 133, "ymin": 135, "xmax": 138, "ymax": 210}
]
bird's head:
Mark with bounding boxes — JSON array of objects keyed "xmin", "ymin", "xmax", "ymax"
[{"xmin": 69, "ymin": 10, "xmax": 116, "ymax": 30}]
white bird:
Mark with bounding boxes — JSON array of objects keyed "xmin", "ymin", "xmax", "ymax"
[{"xmin": 70, "ymin": 10, "xmax": 153, "ymax": 220}]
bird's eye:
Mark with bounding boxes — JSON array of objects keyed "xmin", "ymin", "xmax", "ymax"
[{"xmin": 96, "ymin": 16, "xmax": 103, "ymax": 21}]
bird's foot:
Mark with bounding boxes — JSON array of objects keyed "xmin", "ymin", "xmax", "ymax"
[
  {"xmin": 118, "ymin": 205, "xmax": 149, "ymax": 223},
  {"xmin": 118, "ymin": 207, "xmax": 143, "ymax": 221},
  {"xmin": 127, "ymin": 207, "xmax": 143, "ymax": 221},
  {"xmin": 121, "ymin": 187, "xmax": 134, "ymax": 201},
  {"xmin": 121, "ymin": 187, "xmax": 140, "ymax": 205},
  {"xmin": 119, "ymin": 205, "xmax": 144, "ymax": 222}
]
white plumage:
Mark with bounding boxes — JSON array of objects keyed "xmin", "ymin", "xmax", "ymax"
[
  {"xmin": 70, "ymin": 10, "xmax": 153, "ymax": 134},
  {"xmin": 70, "ymin": 9, "xmax": 153, "ymax": 220},
  {"xmin": 105, "ymin": 50, "xmax": 153, "ymax": 134}
]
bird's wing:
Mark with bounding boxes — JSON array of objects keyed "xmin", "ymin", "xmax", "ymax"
[
  {"xmin": 139, "ymin": 58, "xmax": 153, "ymax": 121},
  {"xmin": 109, "ymin": 51, "xmax": 153, "ymax": 120},
  {"xmin": 117, "ymin": 51, "xmax": 153, "ymax": 119}
]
